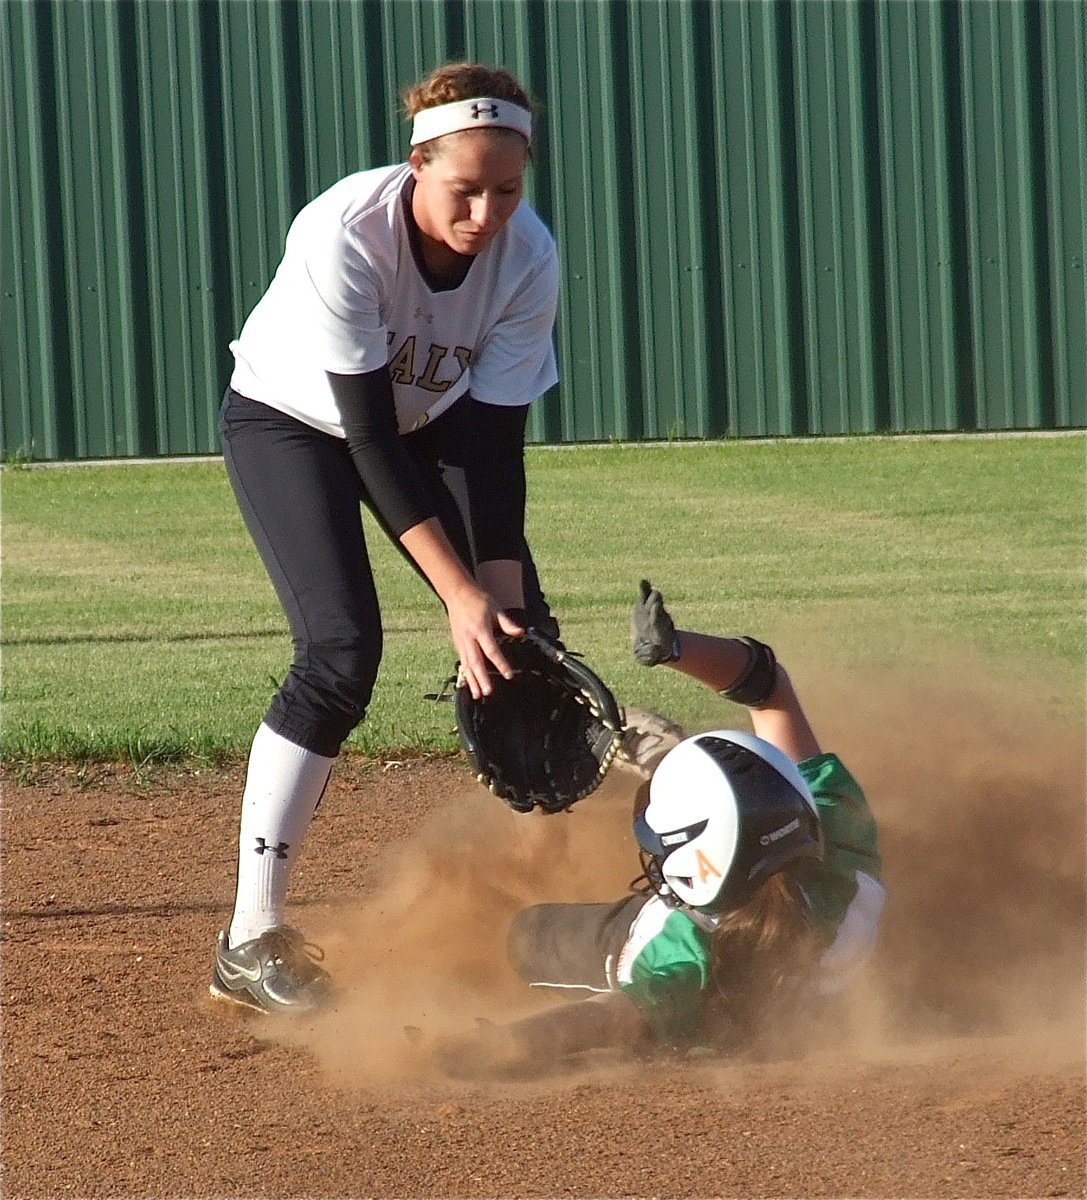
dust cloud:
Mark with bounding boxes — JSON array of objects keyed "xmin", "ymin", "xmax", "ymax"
[
  {"xmin": 296, "ymin": 644, "xmax": 1085, "ymax": 1086},
  {"xmin": 808, "ymin": 648, "xmax": 1085, "ymax": 1065},
  {"xmin": 293, "ymin": 768, "xmax": 645, "ymax": 1084}
]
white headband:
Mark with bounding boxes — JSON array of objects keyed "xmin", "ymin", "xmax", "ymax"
[{"xmin": 410, "ymin": 97, "xmax": 532, "ymax": 145}]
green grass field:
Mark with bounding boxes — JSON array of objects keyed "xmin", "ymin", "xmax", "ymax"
[{"xmin": 2, "ymin": 433, "xmax": 1083, "ymax": 765}]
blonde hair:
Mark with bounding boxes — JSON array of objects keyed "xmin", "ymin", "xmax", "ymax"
[
  {"xmin": 403, "ymin": 63, "xmax": 535, "ymax": 160},
  {"xmin": 705, "ymin": 869, "xmax": 821, "ymax": 1053}
]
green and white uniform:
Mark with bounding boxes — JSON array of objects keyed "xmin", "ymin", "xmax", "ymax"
[{"xmin": 506, "ymin": 753, "xmax": 882, "ymax": 1048}]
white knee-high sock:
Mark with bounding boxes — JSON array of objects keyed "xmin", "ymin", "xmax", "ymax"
[{"xmin": 227, "ymin": 723, "xmax": 335, "ymax": 948}]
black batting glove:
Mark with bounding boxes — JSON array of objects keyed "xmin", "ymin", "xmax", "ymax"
[{"xmin": 631, "ymin": 580, "xmax": 681, "ymax": 667}]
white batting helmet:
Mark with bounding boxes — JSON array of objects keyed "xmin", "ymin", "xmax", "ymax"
[{"xmin": 633, "ymin": 730, "xmax": 822, "ymax": 916}]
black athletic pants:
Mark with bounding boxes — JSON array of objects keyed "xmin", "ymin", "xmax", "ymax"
[
  {"xmin": 506, "ymin": 896, "xmax": 644, "ymax": 991},
  {"xmin": 219, "ymin": 388, "xmax": 552, "ymax": 757}
]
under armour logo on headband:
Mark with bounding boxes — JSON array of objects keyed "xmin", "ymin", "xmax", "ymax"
[{"xmin": 410, "ymin": 97, "xmax": 533, "ymax": 145}]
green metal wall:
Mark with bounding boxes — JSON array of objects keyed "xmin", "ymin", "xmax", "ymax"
[{"xmin": 2, "ymin": 0, "xmax": 1084, "ymax": 460}]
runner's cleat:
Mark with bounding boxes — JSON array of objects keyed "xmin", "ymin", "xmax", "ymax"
[{"xmin": 209, "ymin": 925, "xmax": 332, "ymax": 1016}]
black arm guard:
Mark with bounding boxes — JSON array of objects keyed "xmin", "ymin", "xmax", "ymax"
[{"xmin": 719, "ymin": 637, "xmax": 779, "ymax": 708}]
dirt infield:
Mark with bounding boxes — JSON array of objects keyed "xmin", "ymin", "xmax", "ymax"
[{"xmin": 3, "ymin": 657, "xmax": 1085, "ymax": 1199}]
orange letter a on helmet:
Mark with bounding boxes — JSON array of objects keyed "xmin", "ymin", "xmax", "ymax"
[{"xmin": 695, "ymin": 850, "xmax": 722, "ymax": 884}]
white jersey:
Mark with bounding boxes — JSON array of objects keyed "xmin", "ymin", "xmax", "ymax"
[{"xmin": 229, "ymin": 163, "xmax": 560, "ymax": 436}]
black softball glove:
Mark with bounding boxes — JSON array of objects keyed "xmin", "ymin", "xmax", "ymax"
[{"xmin": 455, "ymin": 629, "xmax": 624, "ymax": 814}]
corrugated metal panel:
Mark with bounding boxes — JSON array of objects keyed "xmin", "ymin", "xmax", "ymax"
[
  {"xmin": 710, "ymin": 2, "xmax": 800, "ymax": 437},
  {"xmin": 873, "ymin": 0, "xmax": 962, "ymax": 431},
  {"xmin": 1037, "ymin": 0, "xmax": 1086, "ymax": 428},
  {"xmin": 959, "ymin": 0, "xmax": 1039, "ymax": 429},
  {"xmin": 792, "ymin": 0, "xmax": 879, "ymax": 434},
  {"xmin": 2, "ymin": 0, "xmax": 1084, "ymax": 461},
  {"xmin": 2, "ymin": 0, "xmax": 58, "ymax": 457}
]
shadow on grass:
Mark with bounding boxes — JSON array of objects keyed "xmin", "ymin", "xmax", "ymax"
[{"xmin": 0, "ymin": 628, "xmax": 283, "ymax": 647}]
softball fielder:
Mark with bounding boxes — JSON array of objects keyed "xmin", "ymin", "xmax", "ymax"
[
  {"xmin": 211, "ymin": 63, "xmax": 560, "ymax": 1015},
  {"xmin": 435, "ymin": 582, "xmax": 885, "ymax": 1074}
]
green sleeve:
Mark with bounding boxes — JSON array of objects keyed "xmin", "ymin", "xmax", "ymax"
[
  {"xmin": 618, "ymin": 910, "xmax": 711, "ymax": 1047},
  {"xmin": 800, "ymin": 753, "xmax": 881, "ymax": 877},
  {"xmin": 799, "ymin": 753, "xmax": 882, "ymax": 932}
]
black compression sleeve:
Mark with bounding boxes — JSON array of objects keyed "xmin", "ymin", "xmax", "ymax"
[
  {"xmin": 326, "ymin": 370, "xmax": 435, "ymax": 538},
  {"xmin": 466, "ymin": 398, "xmax": 528, "ymax": 563}
]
